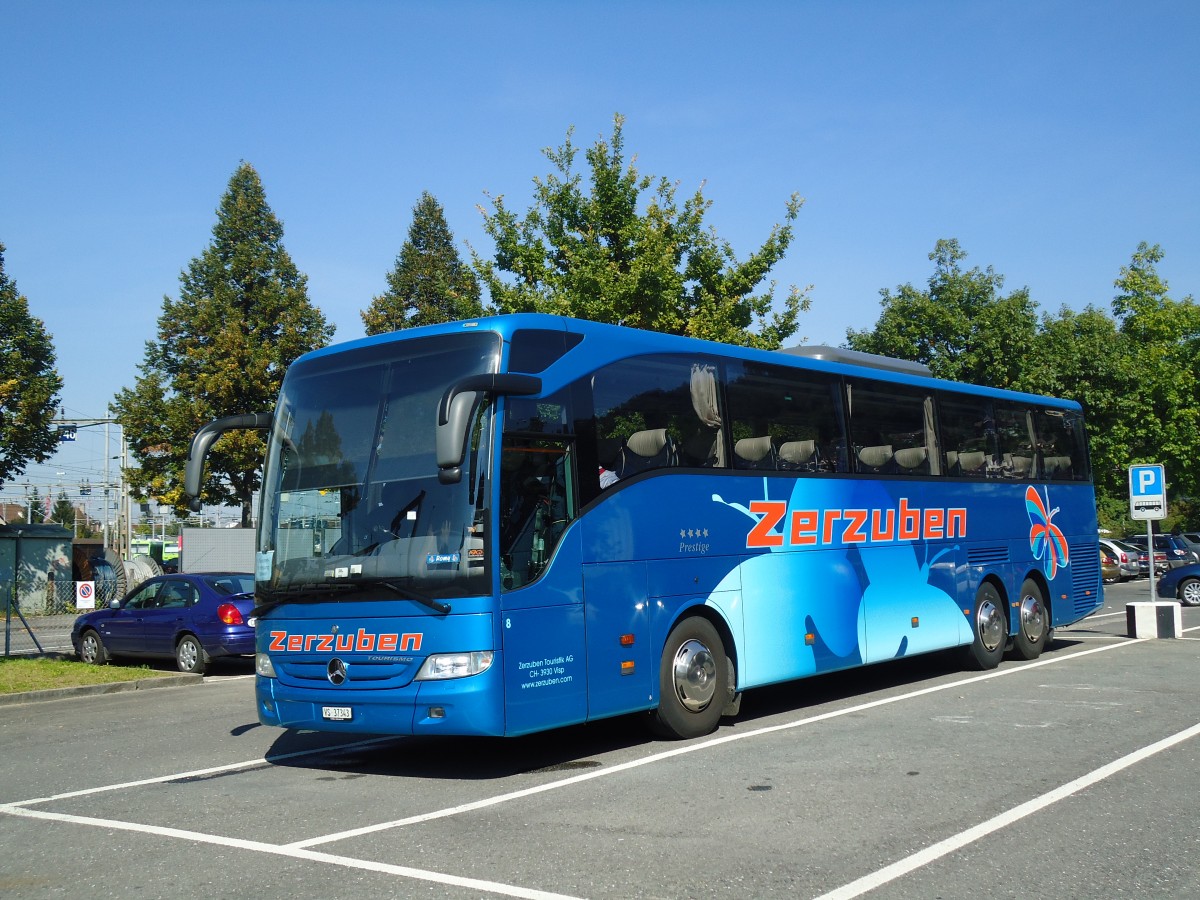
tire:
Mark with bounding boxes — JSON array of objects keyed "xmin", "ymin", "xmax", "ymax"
[
  {"xmin": 649, "ymin": 617, "xmax": 729, "ymax": 739},
  {"xmin": 962, "ymin": 582, "xmax": 1006, "ymax": 670},
  {"xmin": 79, "ymin": 629, "xmax": 107, "ymax": 665},
  {"xmin": 1178, "ymin": 577, "xmax": 1200, "ymax": 607},
  {"xmin": 1011, "ymin": 578, "xmax": 1049, "ymax": 661},
  {"xmin": 176, "ymin": 634, "xmax": 208, "ymax": 675}
]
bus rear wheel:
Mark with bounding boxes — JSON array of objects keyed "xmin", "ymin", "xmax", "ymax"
[
  {"xmin": 1011, "ymin": 578, "xmax": 1049, "ymax": 660},
  {"xmin": 963, "ymin": 583, "xmax": 1006, "ymax": 670},
  {"xmin": 649, "ymin": 617, "xmax": 729, "ymax": 740}
]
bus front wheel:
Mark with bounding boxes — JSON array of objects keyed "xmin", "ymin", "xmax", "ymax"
[
  {"xmin": 963, "ymin": 583, "xmax": 1006, "ymax": 670},
  {"xmin": 649, "ymin": 617, "xmax": 729, "ymax": 740},
  {"xmin": 1011, "ymin": 578, "xmax": 1049, "ymax": 661}
]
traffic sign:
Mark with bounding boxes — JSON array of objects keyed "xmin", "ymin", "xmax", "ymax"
[
  {"xmin": 1129, "ymin": 463, "xmax": 1167, "ymax": 520},
  {"xmin": 76, "ymin": 581, "xmax": 96, "ymax": 610}
]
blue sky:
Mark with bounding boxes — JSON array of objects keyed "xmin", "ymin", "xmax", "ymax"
[{"xmin": 2, "ymin": 0, "xmax": 1197, "ymax": 502}]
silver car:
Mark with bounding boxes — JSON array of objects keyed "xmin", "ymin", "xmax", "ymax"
[{"xmin": 1099, "ymin": 538, "xmax": 1140, "ymax": 581}]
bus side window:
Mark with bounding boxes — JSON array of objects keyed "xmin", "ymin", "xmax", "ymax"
[
  {"xmin": 591, "ymin": 355, "xmax": 723, "ymax": 483},
  {"xmin": 498, "ymin": 438, "xmax": 575, "ymax": 590},
  {"xmin": 937, "ymin": 394, "xmax": 993, "ymax": 478},
  {"xmin": 993, "ymin": 401, "xmax": 1037, "ymax": 480},
  {"xmin": 1029, "ymin": 407, "xmax": 1089, "ymax": 482},
  {"xmin": 500, "ymin": 393, "xmax": 577, "ymax": 591},
  {"xmin": 725, "ymin": 361, "xmax": 844, "ymax": 473},
  {"xmin": 847, "ymin": 379, "xmax": 933, "ymax": 476}
]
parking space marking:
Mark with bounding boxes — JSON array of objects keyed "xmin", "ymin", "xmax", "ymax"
[
  {"xmin": 289, "ymin": 638, "xmax": 1141, "ymax": 850},
  {"xmin": 812, "ymin": 720, "xmax": 1200, "ymax": 900},
  {"xmin": 6, "ymin": 736, "xmax": 395, "ymax": 808},
  {"xmin": 0, "ymin": 803, "xmax": 582, "ymax": 900},
  {"xmin": 3, "ymin": 630, "xmax": 1193, "ymax": 898}
]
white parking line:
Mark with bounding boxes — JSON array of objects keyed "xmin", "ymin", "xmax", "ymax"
[
  {"xmin": 0, "ymin": 804, "xmax": 582, "ymax": 900},
  {"xmin": 812, "ymin": 720, "xmax": 1200, "ymax": 900},
  {"xmin": 7, "ymin": 736, "xmax": 396, "ymax": 807},
  {"xmin": 2, "ymin": 630, "xmax": 1193, "ymax": 897},
  {"xmin": 289, "ymin": 639, "xmax": 1141, "ymax": 850}
]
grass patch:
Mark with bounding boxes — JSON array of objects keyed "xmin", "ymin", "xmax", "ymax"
[{"xmin": 0, "ymin": 657, "xmax": 176, "ymax": 694}]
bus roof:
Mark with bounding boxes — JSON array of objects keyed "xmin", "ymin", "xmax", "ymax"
[{"xmin": 294, "ymin": 313, "xmax": 1081, "ymax": 412}]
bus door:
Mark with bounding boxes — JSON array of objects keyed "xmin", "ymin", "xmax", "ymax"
[{"xmin": 497, "ymin": 425, "xmax": 588, "ymax": 735}]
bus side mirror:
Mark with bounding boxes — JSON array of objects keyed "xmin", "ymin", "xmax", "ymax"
[
  {"xmin": 184, "ymin": 413, "xmax": 273, "ymax": 511},
  {"xmin": 436, "ymin": 374, "xmax": 541, "ymax": 484}
]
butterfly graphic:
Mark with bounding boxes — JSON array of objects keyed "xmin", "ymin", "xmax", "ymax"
[{"xmin": 1026, "ymin": 485, "xmax": 1069, "ymax": 578}]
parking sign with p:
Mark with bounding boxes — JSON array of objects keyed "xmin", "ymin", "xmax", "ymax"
[{"xmin": 1129, "ymin": 463, "xmax": 1166, "ymax": 520}]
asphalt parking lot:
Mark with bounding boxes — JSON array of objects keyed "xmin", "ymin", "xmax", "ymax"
[{"xmin": 1, "ymin": 578, "xmax": 1197, "ymax": 899}]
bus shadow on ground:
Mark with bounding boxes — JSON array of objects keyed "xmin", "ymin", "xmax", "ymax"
[{"xmin": 261, "ymin": 640, "xmax": 1090, "ymax": 780}]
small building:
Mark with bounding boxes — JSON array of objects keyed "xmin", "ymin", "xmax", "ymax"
[{"xmin": 0, "ymin": 525, "xmax": 73, "ymax": 614}]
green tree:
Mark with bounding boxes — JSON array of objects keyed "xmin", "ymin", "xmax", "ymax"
[
  {"xmin": 1109, "ymin": 242, "xmax": 1200, "ymax": 504},
  {"xmin": 0, "ymin": 243, "xmax": 63, "ymax": 490},
  {"xmin": 1019, "ymin": 305, "xmax": 1136, "ymax": 507},
  {"xmin": 113, "ymin": 163, "xmax": 335, "ymax": 525},
  {"xmin": 846, "ymin": 239, "xmax": 1039, "ymax": 388},
  {"xmin": 472, "ymin": 114, "xmax": 809, "ymax": 349},
  {"xmin": 49, "ymin": 491, "xmax": 76, "ymax": 532},
  {"xmin": 27, "ymin": 487, "xmax": 44, "ymax": 524},
  {"xmin": 361, "ymin": 192, "xmax": 482, "ymax": 334}
]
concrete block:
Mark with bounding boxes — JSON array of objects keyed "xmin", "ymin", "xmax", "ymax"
[{"xmin": 1126, "ymin": 601, "xmax": 1183, "ymax": 639}]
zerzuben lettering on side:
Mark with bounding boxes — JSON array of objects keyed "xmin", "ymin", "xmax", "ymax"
[{"xmin": 746, "ymin": 498, "xmax": 967, "ymax": 549}]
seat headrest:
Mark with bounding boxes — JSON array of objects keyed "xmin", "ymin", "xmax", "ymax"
[
  {"xmin": 625, "ymin": 429, "xmax": 669, "ymax": 458},
  {"xmin": 778, "ymin": 440, "xmax": 816, "ymax": 465},
  {"xmin": 734, "ymin": 436, "xmax": 774, "ymax": 462}
]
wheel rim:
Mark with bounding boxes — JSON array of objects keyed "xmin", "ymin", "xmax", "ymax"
[
  {"xmin": 1181, "ymin": 580, "xmax": 1200, "ymax": 606},
  {"xmin": 179, "ymin": 639, "xmax": 198, "ymax": 671},
  {"xmin": 976, "ymin": 596, "xmax": 1005, "ymax": 652},
  {"xmin": 1019, "ymin": 593, "xmax": 1046, "ymax": 645},
  {"xmin": 671, "ymin": 638, "xmax": 717, "ymax": 712},
  {"xmin": 81, "ymin": 634, "xmax": 98, "ymax": 663}
]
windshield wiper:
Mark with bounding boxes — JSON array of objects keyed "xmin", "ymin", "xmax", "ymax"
[
  {"xmin": 251, "ymin": 578, "xmax": 451, "ymax": 618},
  {"xmin": 361, "ymin": 578, "xmax": 451, "ymax": 615},
  {"xmin": 251, "ymin": 582, "xmax": 357, "ymax": 619}
]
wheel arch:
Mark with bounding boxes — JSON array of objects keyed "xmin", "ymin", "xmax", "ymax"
[
  {"xmin": 662, "ymin": 600, "xmax": 739, "ymax": 691},
  {"xmin": 176, "ymin": 631, "xmax": 210, "ymax": 661},
  {"xmin": 1017, "ymin": 568, "xmax": 1053, "ymax": 625}
]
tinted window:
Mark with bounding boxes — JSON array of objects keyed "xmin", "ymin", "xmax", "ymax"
[
  {"xmin": 591, "ymin": 355, "xmax": 723, "ymax": 481},
  {"xmin": 937, "ymin": 394, "xmax": 993, "ymax": 477},
  {"xmin": 847, "ymin": 380, "xmax": 935, "ymax": 475},
  {"xmin": 725, "ymin": 361, "xmax": 845, "ymax": 472},
  {"xmin": 508, "ymin": 329, "xmax": 583, "ymax": 373},
  {"xmin": 499, "ymin": 389, "xmax": 577, "ymax": 591},
  {"xmin": 1031, "ymin": 407, "xmax": 1089, "ymax": 481}
]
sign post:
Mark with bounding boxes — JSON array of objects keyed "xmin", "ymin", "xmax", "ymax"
[{"xmin": 1128, "ymin": 464, "xmax": 1167, "ymax": 601}]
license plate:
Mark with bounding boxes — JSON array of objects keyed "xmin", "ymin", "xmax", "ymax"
[{"xmin": 322, "ymin": 706, "xmax": 352, "ymax": 721}]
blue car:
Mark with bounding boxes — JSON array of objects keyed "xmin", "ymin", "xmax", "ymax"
[
  {"xmin": 1155, "ymin": 563, "xmax": 1200, "ymax": 607},
  {"xmin": 72, "ymin": 573, "xmax": 256, "ymax": 674}
]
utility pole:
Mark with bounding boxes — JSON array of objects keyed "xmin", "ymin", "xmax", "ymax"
[{"xmin": 52, "ymin": 416, "xmax": 122, "ymax": 555}]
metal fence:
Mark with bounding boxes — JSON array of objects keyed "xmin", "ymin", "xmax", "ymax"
[{"xmin": 2, "ymin": 578, "xmax": 118, "ymax": 656}]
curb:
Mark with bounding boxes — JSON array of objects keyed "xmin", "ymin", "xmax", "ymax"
[{"xmin": 0, "ymin": 673, "xmax": 204, "ymax": 707}]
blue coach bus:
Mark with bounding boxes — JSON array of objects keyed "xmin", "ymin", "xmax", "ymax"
[{"xmin": 185, "ymin": 314, "xmax": 1101, "ymax": 739}]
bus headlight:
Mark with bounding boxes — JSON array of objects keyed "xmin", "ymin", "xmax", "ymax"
[
  {"xmin": 255, "ymin": 653, "xmax": 277, "ymax": 678},
  {"xmin": 415, "ymin": 651, "xmax": 494, "ymax": 681}
]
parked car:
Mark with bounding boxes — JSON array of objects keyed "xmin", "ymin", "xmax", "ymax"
[
  {"xmin": 1100, "ymin": 548, "xmax": 1122, "ymax": 585},
  {"xmin": 72, "ymin": 572, "xmax": 255, "ymax": 674},
  {"xmin": 1122, "ymin": 533, "xmax": 1194, "ymax": 571},
  {"xmin": 1174, "ymin": 532, "xmax": 1200, "ymax": 560},
  {"xmin": 1156, "ymin": 562, "xmax": 1200, "ymax": 606},
  {"xmin": 1099, "ymin": 538, "xmax": 1140, "ymax": 581}
]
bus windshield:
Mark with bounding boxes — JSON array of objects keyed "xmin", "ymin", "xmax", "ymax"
[{"xmin": 257, "ymin": 331, "xmax": 500, "ymax": 601}]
